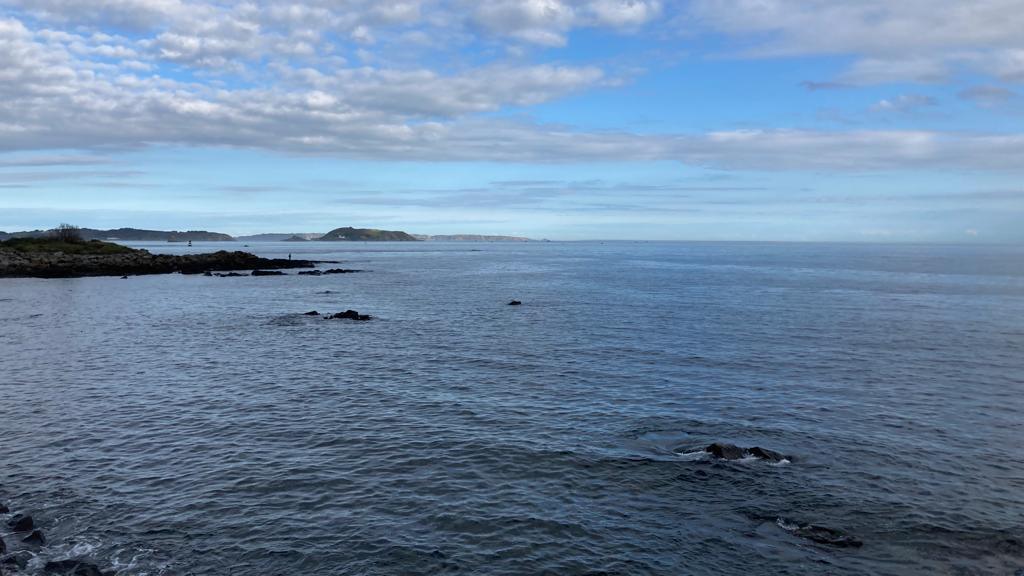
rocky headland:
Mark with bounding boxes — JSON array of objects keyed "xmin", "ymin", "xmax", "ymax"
[{"xmin": 0, "ymin": 238, "xmax": 317, "ymax": 278}]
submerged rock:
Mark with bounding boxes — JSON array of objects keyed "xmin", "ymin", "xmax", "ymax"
[
  {"xmin": 22, "ymin": 530, "xmax": 45, "ymax": 546},
  {"xmin": 792, "ymin": 524, "xmax": 863, "ymax": 548},
  {"xmin": 323, "ymin": 268, "xmax": 361, "ymax": 274},
  {"xmin": 0, "ymin": 502, "xmax": 8, "ymax": 513},
  {"xmin": 327, "ymin": 310, "xmax": 371, "ymax": 321},
  {"xmin": 8, "ymin": 513, "xmax": 33, "ymax": 532},
  {"xmin": 302, "ymin": 310, "xmax": 320, "ymax": 316},
  {"xmin": 705, "ymin": 443, "xmax": 791, "ymax": 462},
  {"xmin": 705, "ymin": 443, "xmax": 746, "ymax": 460},
  {"xmin": 298, "ymin": 270, "xmax": 322, "ymax": 276},
  {"xmin": 214, "ymin": 272, "xmax": 246, "ymax": 277},
  {"xmin": 508, "ymin": 300, "xmax": 522, "ymax": 305},
  {"xmin": 43, "ymin": 560, "xmax": 108, "ymax": 576},
  {"xmin": 251, "ymin": 269, "xmax": 286, "ymax": 276},
  {"xmin": 0, "ymin": 534, "xmax": 6, "ymax": 554},
  {"xmin": 748, "ymin": 446, "xmax": 787, "ymax": 463}
]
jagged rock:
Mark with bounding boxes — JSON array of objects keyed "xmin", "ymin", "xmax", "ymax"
[
  {"xmin": 327, "ymin": 310, "xmax": 371, "ymax": 321},
  {"xmin": 43, "ymin": 560, "xmax": 108, "ymax": 576},
  {"xmin": 704, "ymin": 443, "xmax": 791, "ymax": 462},
  {"xmin": 793, "ymin": 525, "xmax": 863, "ymax": 548},
  {"xmin": 748, "ymin": 447, "xmax": 787, "ymax": 462},
  {"xmin": 0, "ymin": 242, "xmax": 320, "ymax": 278},
  {"xmin": 22, "ymin": 530, "xmax": 45, "ymax": 545},
  {"xmin": 8, "ymin": 514, "xmax": 33, "ymax": 531},
  {"xmin": 251, "ymin": 269, "xmax": 285, "ymax": 276},
  {"xmin": 508, "ymin": 300, "xmax": 522, "ymax": 305},
  {"xmin": 705, "ymin": 443, "xmax": 746, "ymax": 460},
  {"xmin": 302, "ymin": 310, "xmax": 320, "ymax": 316}
]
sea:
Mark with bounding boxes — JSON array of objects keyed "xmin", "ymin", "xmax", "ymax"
[{"xmin": 1, "ymin": 241, "xmax": 1022, "ymax": 575}]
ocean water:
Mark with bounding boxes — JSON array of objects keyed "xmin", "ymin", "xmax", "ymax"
[{"xmin": 1, "ymin": 241, "xmax": 1023, "ymax": 576}]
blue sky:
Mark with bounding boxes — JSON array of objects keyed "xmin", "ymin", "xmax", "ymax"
[{"xmin": 1, "ymin": 1, "xmax": 1022, "ymax": 241}]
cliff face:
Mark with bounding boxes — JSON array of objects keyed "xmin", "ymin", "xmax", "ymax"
[{"xmin": 318, "ymin": 227, "xmax": 418, "ymax": 241}]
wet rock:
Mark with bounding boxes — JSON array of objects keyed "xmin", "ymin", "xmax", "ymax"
[
  {"xmin": 323, "ymin": 268, "xmax": 360, "ymax": 274},
  {"xmin": 0, "ymin": 502, "xmax": 8, "ymax": 513},
  {"xmin": 508, "ymin": 300, "xmax": 522, "ymax": 305},
  {"xmin": 748, "ymin": 446, "xmax": 787, "ymax": 463},
  {"xmin": 0, "ymin": 534, "xmax": 6, "ymax": 554},
  {"xmin": 43, "ymin": 560, "xmax": 108, "ymax": 576},
  {"xmin": 705, "ymin": 443, "xmax": 745, "ymax": 460},
  {"xmin": 203, "ymin": 270, "xmax": 213, "ymax": 276},
  {"xmin": 22, "ymin": 530, "xmax": 45, "ymax": 546},
  {"xmin": 214, "ymin": 272, "xmax": 246, "ymax": 277},
  {"xmin": 327, "ymin": 310, "xmax": 371, "ymax": 321},
  {"xmin": 302, "ymin": 310, "xmax": 320, "ymax": 316},
  {"xmin": 8, "ymin": 513, "xmax": 33, "ymax": 532},
  {"xmin": 704, "ymin": 443, "xmax": 790, "ymax": 462},
  {"xmin": 298, "ymin": 270, "xmax": 322, "ymax": 276},
  {"xmin": 251, "ymin": 269, "xmax": 286, "ymax": 276},
  {"xmin": 119, "ymin": 275, "xmax": 128, "ymax": 279},
  {"xmin": 793, "ymin": 524, "xmax": 863, "ymax": 548}
]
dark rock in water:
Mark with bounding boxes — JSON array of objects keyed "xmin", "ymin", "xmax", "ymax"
[
  {"xmin": 705, "ymin": 443, "xmax": 745, "ymax": 460},
  {"xmin": 43, "ymin": 560, "xmax": 108, "ymax": 576},
  {"xmin": 8, "ymin": 513, "xmax": 33, "ymax": 531},
  {"xmin": 508, "ymin": 300, "xmax": 522, "ymax": 305},
  {"xmin": 251, "ymin": 269, "xmax": 285, "ymax": 276},
  {"xmin": 323, "ymin": 268, "xmax": 361, "ymax": 274},
  {"xmin": 298, "ymin": 270, "xmax": 322, "ymax": 276},
  {"xmin": 748, "ymin": 446, "xmax": 787, "ymax": 462},
  {"xmin": 328, "ymin": 310, "xmax": 371, "ymax": 321},
  {"xmin": 792, "ymin": 524, "xmax": 863, "ymax": 548},
  {"xmin": 119, "ymin": 275, "xmax": 128, "ymax": 279},
  {"xmin": 704, "ymin": 443, "xmax": 790, "ymax": 462},
  {"xmin": 203, "ymin": 270, "xmax": 213, "ymax": 276},
  {"xmin": 0, "ymin": 502, "xmax": 8, "ymax": 513},
  {"xmin": 0, "ymin": 533, "xmax": 6, "ymax": 554},
  {"xmin": 214, "ymin": 272, "xmax": 246, "ymax": 277},
  {"xmin": 22, "ymin": 530, "xmax": 45, "ymax": 545},
  {"xmin": 302, "ymin": 310, "xmax": 320, "ymax": 316}
]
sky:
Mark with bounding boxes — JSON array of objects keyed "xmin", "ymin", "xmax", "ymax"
[{"xmin": 1, "ymin": 0, "xmax": 1022, "ymax": 241}]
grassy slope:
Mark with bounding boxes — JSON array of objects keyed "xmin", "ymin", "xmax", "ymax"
[{"xmin": 0, "ymin": 238, "xmax": 137, "ymax": 255}]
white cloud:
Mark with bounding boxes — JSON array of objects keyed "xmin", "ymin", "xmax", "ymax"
[
  {"xmin": 687, "ymin": 0, "xmax": 1024, "ymax": 84},
  {"xmin": 870, "ymin": 94, "xmax": 938, "ymax": 114}
]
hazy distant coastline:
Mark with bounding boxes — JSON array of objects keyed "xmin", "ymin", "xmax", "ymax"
[{"xmin": 1, "ymin": 226, "xmax": 532, "ymax": 243}]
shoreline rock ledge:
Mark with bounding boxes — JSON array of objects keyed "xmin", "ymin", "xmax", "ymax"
[{"xmin": 0, "ymin": 240, "xmax": 319, "ymax": 278}]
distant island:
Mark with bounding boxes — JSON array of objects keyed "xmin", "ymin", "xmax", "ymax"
[
  {"xmin": 234, "ymin": 233, "xmax": 323, "ymax": 242},
  {"xmin": 1, "ymin": 226, "xmax": 533, "ymax": 243},
  {"xmin": 412, "ymin": 234, "xmax": 531, "ymax": 242},
  {"xmin": 318, "ymin": 227, "xmax": 418, "ymax": 241},
  {"xmin": 0, "ymin": 227, "xmax": 232, "ymax": 242}
]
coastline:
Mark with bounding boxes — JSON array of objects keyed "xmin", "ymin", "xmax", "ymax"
[{"xmin": 0, "ymin": 246, "xmax": 319, "ymax": 279}]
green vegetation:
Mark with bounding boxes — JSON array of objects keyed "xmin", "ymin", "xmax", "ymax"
[
  {"xmin": 318, "ymin": 226, "xmax": 418, "ymax": 241},
  {"xmin": 0, "ymin": 237, "xmax": 137, "ymax": 255}
]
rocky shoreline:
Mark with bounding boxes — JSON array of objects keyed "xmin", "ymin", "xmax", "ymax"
[{"xmin": 0, "ymin": 248, "xmax": 319, "ymax": 278}]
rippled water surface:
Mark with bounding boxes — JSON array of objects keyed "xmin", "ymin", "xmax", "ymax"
[{"xmin": 2, "ymin": 241, "xmax": 1023, "ymax": 575}]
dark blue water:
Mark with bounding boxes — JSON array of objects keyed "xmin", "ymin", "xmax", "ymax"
[{"xmin": 2, "ymin": 241, "xmax": 1023, "ymax": 575}]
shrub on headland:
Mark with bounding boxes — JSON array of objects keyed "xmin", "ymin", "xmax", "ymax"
[{"xmin": 51, "ymin": 223, "xmax": 83, "ymax": 243}]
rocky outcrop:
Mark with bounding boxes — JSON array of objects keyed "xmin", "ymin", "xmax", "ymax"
[
  {"xmin": 0, "ymin": 248, "xmax": 317, "ymax": 278},
  {"xmin": 327, "ymin": 310, "xmax": 371, "ymax": 321},
  {"xmin": 251, "ymin": 269, "xmax": 286, "ymax": 276},
  {"xmin": 704, "ymin": 443, "xmax": 790, "ymax": 463},
  {"xmin": 44, "ymin": 560, "xmax": 110, "ymax": 576},
  {"xmin": 8, "ymin": 514, "xmax": 34, "ymax": 532},
  {"xmin": 508, "ymin": 300, "xmax": 522, "ymax": 306},
  {"xmin": 22, "ymin": 530, "xmax": 45, "ymax": 546}
]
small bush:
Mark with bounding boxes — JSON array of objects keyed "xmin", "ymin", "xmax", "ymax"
[{"xmin": 52, "ymin": 223, "xmax": 83, "ymax": 243}]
